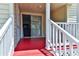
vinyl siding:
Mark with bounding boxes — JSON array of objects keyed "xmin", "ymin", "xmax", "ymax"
[
  {"xmin": 0, "ymin": 4, "xmax": 9, "ymax": 29},
  {"xmin": 67, "ymin": 4, "xmax": 77, "ymax": 23}
]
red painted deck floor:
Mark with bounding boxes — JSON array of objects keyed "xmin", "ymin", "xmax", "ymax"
[{"xmin": 14, "ymin": 37, "xmax": 54, "ymax": 56}]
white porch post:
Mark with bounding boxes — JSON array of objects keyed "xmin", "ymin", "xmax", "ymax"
[
  {"xmin": 8, "ymin": 3, "xmax": 14, "ymax": 56},
  {"xmin": 46, "ymin": 3, "xmax": 51, "ymax": 50}
]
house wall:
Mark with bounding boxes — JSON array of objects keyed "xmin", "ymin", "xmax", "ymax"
[
  {"xmin": 14, "ymin": 4, "xmax": 21, "ymax": 48},
  {"xmin": 51, "ymin": 5, "xmax": 67, "ymax": 22},
  {"xmin": 0, "ymin": 4, "xmax": 10, "ymax": 28}
]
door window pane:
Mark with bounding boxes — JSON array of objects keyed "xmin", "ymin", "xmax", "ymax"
[{"xmin": 31, "ymin": 16, "xmax": 42, "ymax": 37}]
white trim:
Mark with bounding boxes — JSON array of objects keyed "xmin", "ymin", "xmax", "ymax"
[
  {"xmin": 46, "ymin": 3, "xmax": 51, "ymax": 50},
  {"xmin": 21, "ymin": 13, "xmax": 23, "ymax": 38},
  {"xmin": 21, "ymin": 12, "xmax": 44, "ymax": 38}
]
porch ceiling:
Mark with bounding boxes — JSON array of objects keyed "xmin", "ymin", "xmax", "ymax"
[
  {"xmin": 18, "ymin": 3, "xmax": 67, "ymax": 13},
  {"xmin": 18, "ymin": 3, "xmax": 45, "ymax": 13}
]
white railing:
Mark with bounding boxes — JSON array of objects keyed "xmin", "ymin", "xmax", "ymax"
[
  {"xmin": 48, "ymin": 19, "xmax": 79, "ymax": 56},
  {"xmin": 56, "ymin": 22, "xmax": 79, "ymax": 39},
  {"xmin": 0, "ymin": 16, "xmax": 14, "ymax": 56}
]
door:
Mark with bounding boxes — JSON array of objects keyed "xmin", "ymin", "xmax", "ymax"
[
  {"xmin": 22, "ymin": 15, "xmax": 31, "ymax": 37},
  {"xmin": 31, "ymin": 16, "xmax": 42, "ymax": 37}
]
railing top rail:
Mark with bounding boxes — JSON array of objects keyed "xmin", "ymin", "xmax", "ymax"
[
  {"xmin": 0, "ymin": 17, "xmax": 12, "ymax": 41},
  {"xmin": 56, "ymin": 22, "xmax": 79, "ymax": 24},
  {"xmin": 50, "ymin": 19, "xmax": 79, "ymax": 43}
]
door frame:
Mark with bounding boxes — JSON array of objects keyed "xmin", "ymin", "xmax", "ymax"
[{"xmin": 21, "ymin": 12, "xmax": 44, "ymax": 38}]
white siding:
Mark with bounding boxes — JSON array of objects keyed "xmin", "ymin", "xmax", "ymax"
[
  {"xmin": 0, "ymin": 9, "xmax": 9, "ymax": 14},
  {"xmin": 0, "ymin": 4, "xmax": 9, "ymax": 29},
  {"xmin": 67, "ymin": 4, "xmax": 77, "ymax": 23},
  {"xmin": 0, "ymin": 4, "xmax": 9, "ymax": 9},
  {"xmin": 0, "ymin": 14, "xmax": 9, "ymax": 19}
]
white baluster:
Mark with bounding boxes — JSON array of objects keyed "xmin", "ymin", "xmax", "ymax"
[
  {"xmin": 65, "ymin": 24, "xmax": 69, "ymax": 43},
  {"xmin": 51, "ymin": 24, "xmax": 53, "ymax": 44},
  {"xmin": 54, "ymin": 26, "xmax": 56, "ymax": 52},
  {"xmin": 72, "ymin": 24, "xmax": 75, "ymax": 36},
  {"xmin": 50, "ymin": 22, "xmax": 52, "ymax": 46},
  {"xmin": 76, "ymin": 24, "xmax": 78, "ymax": 38},
  {"xmin": 59, "ymin": 31, "xmax": 61, "ymax": 56},
  {"xmin": 69, "ymin": 40, "xmax": 73, "ymax": 56},
  {"xmin": 67, "ymin": 24, "xmax": 69, "ymax": 34},
  {"xmin": 74, "ymin": 24, "xmax": 76, "ymax": 37},
  {"xmin": 77, "ymin": 24, "xmax": 79, "ymax": 39},
  {"xmin": 71, "ymin": 24, "xmax": 73, "ymax": 35},
  {"xmin": 75, "ymin": 24, "xmax": 77, "ymax": 38},
  {"xmin": 62, "ymin": 24, "xmax": 65, "ymax": 43},
  {"xmin": 55, "ymin": 28, "xmax": 58, "ymax": 54},
  {"xmin": 52, "ymin": 24, "xmax": 55, "ymax": 50},
  {"xmin": 63, "ymin": 33, "xmax": 66, "ymax": 56}
]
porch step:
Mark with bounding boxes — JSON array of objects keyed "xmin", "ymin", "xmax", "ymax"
[{"xmin": 14, "ymin": 49, "xmax": 54, "ymax": 56}]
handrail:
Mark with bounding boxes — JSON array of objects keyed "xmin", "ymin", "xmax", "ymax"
[
  {"xmin": 56, "ymin": 22, "xmax": 79, "ymax": 24},
  {"xmin": 48, "ymin": 19, "xmax": 79, "ymax": 56},
  {"xmin": 56, "ymin": 22, "xmax": 79, "ymax": 39},
  {"xmin": 0, "ymin": 17, "xmax": 12, "ymax": 41},
  {"xmin": 0, "ymin": 16, "xmax": 14, "ymax": 56},
  {"xmin": 50, "ymin": 20, "xmax": 79, "ymax": 43}
]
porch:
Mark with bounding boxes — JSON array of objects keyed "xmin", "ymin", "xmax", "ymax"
[{"xmin": 0, "ymin": 3, "xmax": 79, "ymax": 56}]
